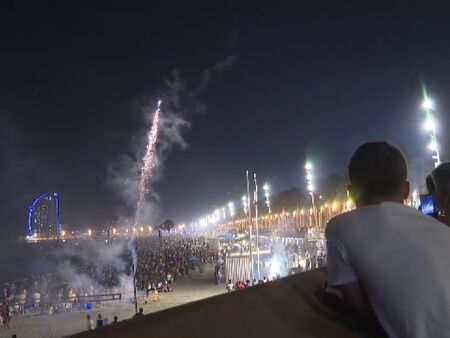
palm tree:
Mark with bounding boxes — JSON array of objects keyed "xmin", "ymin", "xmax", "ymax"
[{"xmin": 162, "ymin": 219, "xmax": 175, "ymax": 233}]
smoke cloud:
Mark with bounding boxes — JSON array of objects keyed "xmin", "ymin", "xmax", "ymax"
[
  {"xmin": 53, "ymin": 239, "xmax": 134, "ymax": 299},
  {"xmin": 107, "ymin": 55, "xmax": 237, "ymax": 225}
]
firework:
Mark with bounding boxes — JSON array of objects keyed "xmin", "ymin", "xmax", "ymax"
[{"xmin": 138, "ymin": 100, "xmax": 161, "ymax": 202}]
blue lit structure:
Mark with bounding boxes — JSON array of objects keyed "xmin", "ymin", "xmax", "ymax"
[{"xmin": 27, "ymin": 192, "xmax": 61, "ymax": 238}]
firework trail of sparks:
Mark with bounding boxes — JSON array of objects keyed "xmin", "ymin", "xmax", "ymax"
[{"xmin": 138, "ymin": 100, "xmax": 162, "ymax": 203}]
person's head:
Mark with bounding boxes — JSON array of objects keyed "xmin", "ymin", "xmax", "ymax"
[
  {"xmin": 427, "ymin": 162, "xmax": 450, "ymax": 225},
  {"xmin": 348, "ymin": 142, "xmax": 409, "ymax": 207},
  {"xmin": 139, "ymin": 307, "xmax": 143, "ymax": 314},
  {"xmin": 113, "ymin": 315, "xmax": 118, "ymax": 322},
  {"xmin": 86, "ymin": 315, "xmax": 91, "ymax": 320}
]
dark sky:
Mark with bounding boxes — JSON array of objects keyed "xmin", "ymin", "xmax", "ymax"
[{"xmin": 1, "ymin": 3, "xmax": 450, "ymax": 238}]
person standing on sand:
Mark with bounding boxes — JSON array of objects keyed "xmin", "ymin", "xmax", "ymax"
[
  {"xmin": 1, "ymin": 290, "xmax": 11, "ymax": 329},
  {"xmin": 86, "ymin": 314, "xmax": 94, "ymax": 330}
]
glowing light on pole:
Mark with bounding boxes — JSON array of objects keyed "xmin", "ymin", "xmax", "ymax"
[
  {"xmin": 305, "ymin": 162, "xmax": 317, "ymax": 227},
  {"xmin": 421, "ymin": 90, "xmax": 441, "ymax": 168},
  {"xmin": 228, "ymin": 202, "xmax": 235, "ymax": 218},
  {"xmin": 242, "ymin": 195, "xmax": 248, "ymax": 216},
  {"xmin": 263, "ymin": 183, "xmax": 272, "ymax": 214},
  {"xmin": 138, "ymin": 100, "xmax": 162, "ymax": 203},
  {"xmin": 254, "ymin": 173, "xmax": 261, "ymax": 281},
  {"xmin": 246, "ymin": 170, "xmax": 254, "ymax": 281},
  {"xmin": 305, "ymin": 162, "xmax": 315, "ymax": 207}
]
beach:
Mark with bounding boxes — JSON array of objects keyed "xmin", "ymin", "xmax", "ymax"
[{"xmin": 6, "ymin": 265, "xmax": 225, "ymax": 338}]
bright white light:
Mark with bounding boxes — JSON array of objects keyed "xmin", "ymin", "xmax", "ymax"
[
  {"xmin": 424, "ymin": 117, "xmax": 436, "ymax": 131},
  {"xmin": 422, "ymin": 98, "xmax": 434, "ymax": 110},
  {"xmin": 305, "ymin": 162, "xmax": 312, "ymax": 171},
  {"xmin": 412, "ymin": 190, "xmax": 418, "ymax": 202},
  {"xmin": 306, "ymin": 173, "xmax": 313, "ymax": 180},
  {"xmin": 228, "ymin": 202, "xmax": 235, "ymax": 217},
  {"xmin": 88, "ymin": 229, "xmax": 92, "ymax": 236},
  {"xmin": 269, "ymin": 259, "xmax": 281, "ymax": 278},
  {"xmin": 428, "ymin": 140, "xmax": 438, "ymax": 152},
  {"xmin": 307, "ymin": 183, "xmax": 314, "ymax": 192}
]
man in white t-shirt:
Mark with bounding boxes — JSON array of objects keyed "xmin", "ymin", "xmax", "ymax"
[{"xmin": 326, "ymin": 142, "xmax": 450, "ymax": 338}]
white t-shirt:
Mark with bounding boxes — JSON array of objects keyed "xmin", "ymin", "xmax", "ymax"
[{"xmin": 326, "ymin": 202, "xmax": 450, "ymax": 338}]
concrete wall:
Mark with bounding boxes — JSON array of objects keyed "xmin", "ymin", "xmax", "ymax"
[{"xmin": 69, "ymin": 268, "xmax": 378, "ymax": 338}]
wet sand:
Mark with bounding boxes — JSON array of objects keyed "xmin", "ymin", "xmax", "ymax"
[{"xmin": 6, "ymin": 266, "xmax": 225, "ymax": 338}]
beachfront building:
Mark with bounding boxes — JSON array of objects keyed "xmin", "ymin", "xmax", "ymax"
[{"xmin": 27, "ymin": 192, "xmax": 61, "ymax": 239}]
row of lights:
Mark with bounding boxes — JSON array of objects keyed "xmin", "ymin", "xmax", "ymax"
[
  {"xmin": 193, "ymin": 90, "xmax": 443, "ymax": 232},
  {"xmin": 195, "ymin": 183, "xmax": 272, "ymax": 229},
  {"xmin": 219, "ymin": 199, "xmax": 354, "ymax": 227},
  {"xmin": 421, "ymin": 94, "xmax": 441, "ymax": 168}
]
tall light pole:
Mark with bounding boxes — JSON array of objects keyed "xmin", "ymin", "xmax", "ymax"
[
  {"xmin": 305, "ymin": 162, "xmax": 317, "ymax": 227},
  {"xmin": 228, "ymin": 201, "xmax": 235, "ymax": 218},
  {"xmin": 263, "ymin": 183, "xmax": 272, "ymax": 214},
  {"xmin": 254, "ymin": 173, "xmax": 261, "ymax": 281},
  {"xmin": 246, "ymin": 170, "xmax": 254, "ymax": 281},
  {"xmin": 422, "ymin": 94, "xmax": 441, "ymax": 168},
  {"xmin": 242, "ymin": 195, "xmax": 248, "ymax": 216}
]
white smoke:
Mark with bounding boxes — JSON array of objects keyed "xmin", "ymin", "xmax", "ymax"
[
  {"xmin": 107, "ymin": 55, "xmax": 237, "ymax": 225},
  {"xmin": 54, "ymin": 239, "xmax": 134, "ymax": 299}
]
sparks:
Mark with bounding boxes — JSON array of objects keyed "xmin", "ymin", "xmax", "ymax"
[{"xmin": 138, "ymin": 100, "xmax": 161, "ymax": 202}]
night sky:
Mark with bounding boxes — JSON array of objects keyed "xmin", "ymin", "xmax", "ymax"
[{"xmin": 1, "ymin": 3, "xmax": 450, "ymax": 239}]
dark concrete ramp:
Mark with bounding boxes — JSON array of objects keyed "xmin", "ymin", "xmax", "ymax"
[{"xmin": 69, "ymin": 269, "xmax": 377, "ymax": 338}]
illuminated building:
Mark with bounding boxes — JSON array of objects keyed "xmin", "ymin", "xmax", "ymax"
[{"xmin": 27, "ymin": 192, "xmax": 61, "ymax": 238}]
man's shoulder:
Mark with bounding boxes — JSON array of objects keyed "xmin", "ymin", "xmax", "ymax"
[{"xmin": 325, "ymin": 209, "xmax": 359, "ymax": 237}]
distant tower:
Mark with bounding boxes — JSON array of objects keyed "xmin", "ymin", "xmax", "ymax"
[{"xmin": 27, "ymin": 192, "xmax": 61, "ymax": 238}]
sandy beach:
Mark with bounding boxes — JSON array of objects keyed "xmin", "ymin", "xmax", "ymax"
[{"xmin": 5, "ymin": 266, "xmax": 225, "ymax": 338}]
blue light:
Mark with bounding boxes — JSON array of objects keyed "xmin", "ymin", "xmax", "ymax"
[
  {"xmin": 27, "ymin": 205, "xmax": 34, "ymax": 237},
  {"xmin": 54, "ymin": 193, "xmax": 61, "ymax": 235},
  {"xmin": 85, "ymin": 303, "xmax": 92, "ymax": 311},
  {"xmin": 27, "ymin": 192, "xmax": 62, "ymax": 237}
]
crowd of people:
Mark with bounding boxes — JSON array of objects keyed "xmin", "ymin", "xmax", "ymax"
[
  {"xmin": 134, "ymin": 237, "xmax": 215, "ymax": 292},
  {"xmin": 4, "ymin": 142, "xmax": 450, "ymax": 337},
  {"xmin": 0, "ymin": 236, "xmax": 215, "ymax": 329}
]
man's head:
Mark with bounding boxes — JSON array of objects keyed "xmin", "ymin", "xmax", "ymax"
[
  {"xmin": 427, "ymin": 162, "xmax": 450, "ymax": 226},
  {"xmin": 348, "ymin": 142, "xmax": 410, "ymax": 207}
]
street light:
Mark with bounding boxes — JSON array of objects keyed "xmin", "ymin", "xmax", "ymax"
[
  {"xmin": 305, "ymin": 162, "xmax": 315, "ymax": 207},
  {"xmin": 263, "ymin": 183, "xmax": 272, "ymax": 214},
  {"xmin": 421, "ymin": 91, "xmax": 441, "ymax": 168},
  {"xmin": 305, "ymin": 162, "xmax": 318, "ymax": 227},
  {"xmin": 254, "ymin": 173, "xmax": 261, "ymax": 281},
  {"xmin": 228, "ymin": 201, "xmax": 235, "ymax": 218}
]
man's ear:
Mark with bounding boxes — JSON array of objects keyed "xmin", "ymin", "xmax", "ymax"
[{"xmin": 403, "ymin": 181, "xmax": 410, "ymax": 200}]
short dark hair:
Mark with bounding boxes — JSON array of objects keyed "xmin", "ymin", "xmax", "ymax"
[
  {"xmin": 430, "ymin": 162, "xmax": 450, "ymax": 194},
  {"xmin": 349, "ymin": 142, "xmax": 407, "ymax": 200}
]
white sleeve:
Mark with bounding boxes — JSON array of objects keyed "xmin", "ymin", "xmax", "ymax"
[{"xmin": 326, "ymin": 230, "xmax": 357, "ymax": 286}]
